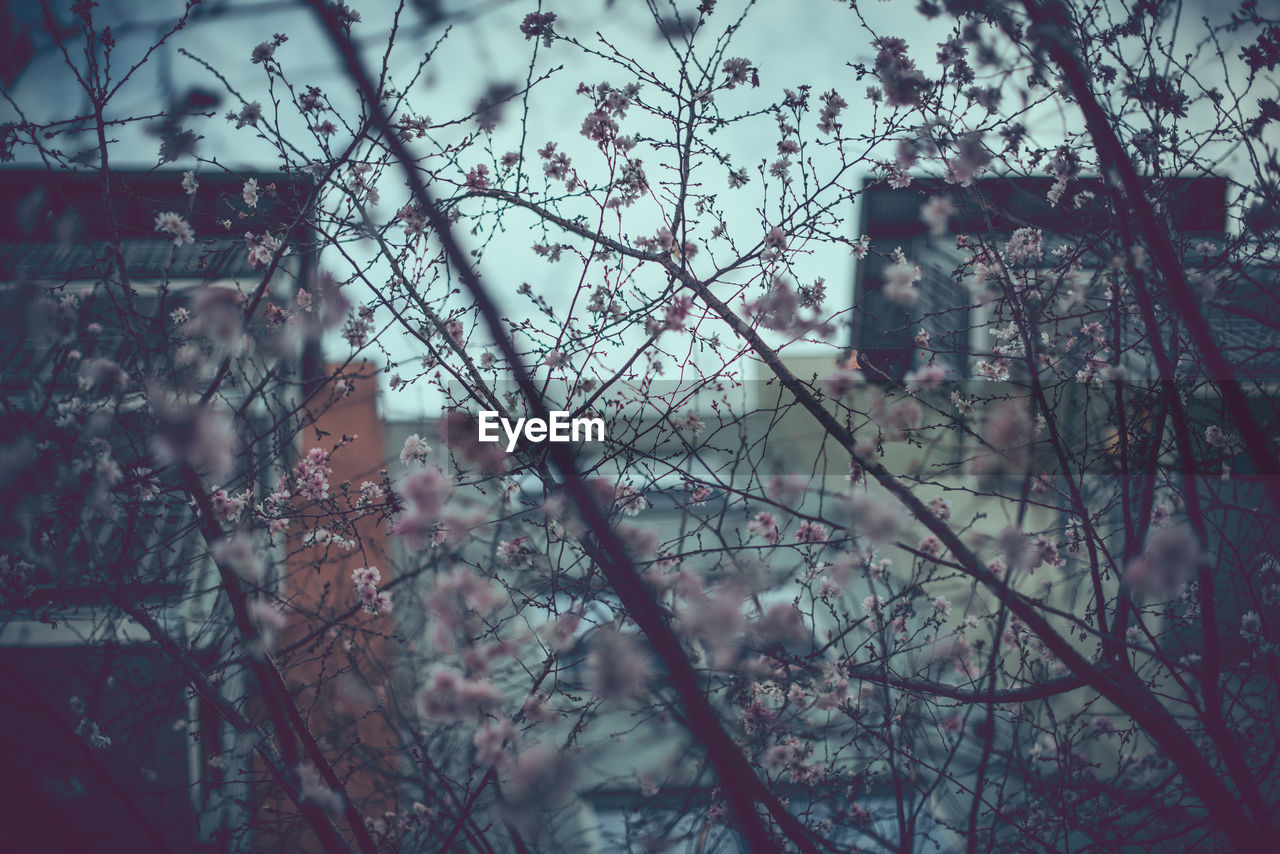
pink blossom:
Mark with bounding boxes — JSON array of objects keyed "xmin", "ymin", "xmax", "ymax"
[
  {"xmin": 242, "ymin": 178, "xmax": 259, "ymax": 209},
  {"xmin": 873, "ymin": 38, "xmax": 930, "ymax": 107},
  {"xmin": 293, "ymin": 447, "xmax": 332, "ymax": 501},
  {"xmin": 399, "ymin": 433, "xmax": 432, "ymax": 466},
  {"xmin": 352, "ymin": 566, "xmax": 392, "ymax": 616},
  {"xmin": 615, "ymin": 481, "xmax": 648, "ymax": 516},
  {"xmin": 920, "ymin": 195, "xmax": 954, "ymax": 236},
  {"xmin": 882, "ymin": 254, "xmax": 922, "ymax": 306},
  {"xmin": 416, "ymin": 667, "xmax": 502, "ymax": 720},
  {"xmin": 795, "ymin": 521, "xmax": 830, "ymax": 545},
  {"xmin": 497, "ymin": 537, "xmax": 531, "ymax": 568},
  {"xmin": 473, "ymin": 717, "xmax": 517, "ymax": 767},
  {"xmin": 767, "ymin": 475, "xmax": 809, "ymax": 504},
  {"xmin": 721, "ymin": 57, "xmax": 756, "ymax": 89},
  {"xmin": 918, "ymin": 535, "xmax": 943, "ymax": 557},
  {"xmin": 927, "ymin": 495, "xmax": 951, "ymax": 522},
  {"xmin": 817, "ymin": 89, "xmax": 846, "ymax": 134},
  {"xmin": 747, "ymin": 511, "xmax": 780, "ymax": 544},
  {"xmin": 465, "ymin": 164, "xmax": 490, "ymax": 190},
  {"xmin": 209, "ymin": 486, "xmax": 250, "ymax": 525},
  {"xmin": 154, "ymin": 212, "xmax": 195, "ymax": 246},
  {"xmin": 589, "ymin": 630, "xmax": 651, "ymax": 699},
  {"xmin": 519, "ymin": 12, "xmax": 557, "ymax": 45},
  {"xmin": 250, "ymin": 42, "xmax": 275, "ymax": 64},
  {"xmin": 663, "ymin": 296, "xmax": 693, "ymax": 331}
]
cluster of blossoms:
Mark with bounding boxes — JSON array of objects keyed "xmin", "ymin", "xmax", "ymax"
[
  {"xmin": 497, "ymin": 536, "xmax": 532, "ymax": 568},
  {"xmin": 588, "ymin": 629, "xmax": 652, "ymax": 700},
  {"xmin": 154, "ymin": 211, "xmax": 195, "ymax": 246},
  {"xmin": 426, "ymin": 567, "xmax": 503, "ymax": 649},
  {"xmin": 920, "ymin": 195, "xmax": 954, "ymax": 236},
  {"xmin": 614, "ymin": 481, "xmax": 649, "ymax": 516},
  {"xmin": 872, "ymin": 37, "xmax": 930, "ymax": 107},
  {"xmin": 918, "ymin": 535, "xmax": 944, "ymax": 558},
  {"xmin": 399, "ymin": 433, "xmax": 432, "ymax": 467},
  {"xmin": 209, "ymin": 486, "xmax": 252, "ymax": 525},
  {"xmin": 928, "ymin": 495, "xmax": 952, "ymax": 521},
  {"xmin": 817, "ymin": 89, "xmax": 847, "ymax": 134},
  {"xmin": 1205, "ymin": 425, "xmax": 1244, "ymax": 455},
  {"xmin": 518, "ymin": 11, "xmax": 556, "ymax": 46},
  {"xmin": 352, "ymin": 566, "xmax": 391, "ymax": 616},
  {"xmin": 356, "ymin": 480, "xmax": 384, "ymax": 508},
  {"xmin": 686, "ymin": 480, "xmax": 713, "ymax": 505},
  {"xmin": 883, "ymin": 249, "xmax": 924, "ymax": 306},
  {"xmin": 228, "ymin": 101, "xmax": 263, "ymax": 129},
  {"xmin": 766, "ymin": 475, "xmax": 809, "ymax": 505},
  {"xmin": 244, "ymin": 230, "xmax": 286, "ymax": 269},
  {"xmin": 395, "ymin": 203, "xmax": 427, "ymax": 242},
  {"xmin": 242, "ymin": 177, "xmax": 259, "ymax": 208},
  {"xmin": 671, "ymin": 411, "xmax": 705, "ymax": 439},
  {"xmin": 762, "ymin": 735, "xmax": 824, "ymax": 785},
  {"xmin": 794, "ymin": 521, "xmax": 830, "ymax": 545},
  {"xmin": 747, "ymin": 511, "xmax": 781, "ymax": 544},
  {"xmin": 721, "ymin": 57, "xmax": 757, "ymax": 89},
  {"xmin": 464, "ymin": 164, "xmax": 490, "ymax": 190},
  {"xmin": 342, "ymin": 305, "xmax": 376, "ymax": 349},
  {"xmin": 576, "ymin": 80, "xmax": 641, "ymax": 150},
  {"xmin": 293, "ymin": 447, "xmax": 332, "ymax": 501},
  {"xmin": 349, "ymin": 162, "xmax": 379, "ymax": 204},
  {"xmin": 473, "ymin": 717, "xmax": 517, "ymax": 768},
  {"xmin": 1005, "ymin": 227, "xmax": 1045, "ymax": 264},
  {"xmin": 416, "ymin": 667, "xmax": 502, "ymax": 721},
  {"xmin": 302, "ymin": 528, "xmax": 357, "ymax": 552},
  {"xmin": 538, "ymin": 141, "xmax": 573, "ymax": 184},
  {"xmin": 247, "ymin": 596, "xmax": 288, "ymax": 648}
]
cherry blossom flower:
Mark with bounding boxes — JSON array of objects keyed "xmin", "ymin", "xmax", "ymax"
[
  {"xmin": 154, "ymin": 211, "xmax": 195, "ymax": 246},
  {"xmin": 817, "ymin": 89, "xmax": 847, "ymax": 133},
  {"xmin": 519, "ymin": 11, "xmax": 557, "ymax": 45},
  {"xmin": 928, "ymin": 496, "xmax": 952, "ymax": 522},
  {"xmin": 747, "ymin": 511, "xmax": 780, "ymax": 544},
  {"xmin": 615, "ymin": 481, "xmax": 648, "ymax": 516},
  {"xmin": 465, "ymin": 164, "xmax": 490, "ymax": 190},
  {"xmin": 416, "ymin": 667, "xmax": 502, "ymax": 721},
  {"xmin": 873, "ymin": 38, "xmax": 929, "ymax": 106},
  {"xmin": 883, "ymin": 250, "xmax": 923, "ymax": 305},
  {"xmin": 294, "ymin": 447, "xmax": 332, "ymax": 501},
  {"xmin": 474, "ymin": 717, "xmax": 517, "ymax": 768},
  {"xmin": 589, "ymin": 630, "xmax": 651, "ymax": 700},
  {"xmin": 352, "ymin": 566, "xmax": 392, "ymax": 616},
  {"xmin": 920, "ymin": 195, "xmax": 954, "ymax": 236},
  {"xmin": 795, "ymin": 521, "xmax": 830, "ymax": 545},
  {"xmin": 250, "ymin": 41, "xmax": 275, "ymax": 64},
  {"xmin": 399, "ymin": 433, "xmax": 432, "ymax": 467},
  {"xmin": 721, "ymin": 57, "xmax": 756, "ymax": 89}
]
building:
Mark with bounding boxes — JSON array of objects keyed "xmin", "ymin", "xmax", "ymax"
[{"xmin": 0, "ymin": 167, "xmax": 316, "ymax": 851}]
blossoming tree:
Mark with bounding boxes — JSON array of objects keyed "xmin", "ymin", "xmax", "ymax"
[{"xmin": 2, "ymin": 0, "xmax": 1279, "ymax": 851}]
